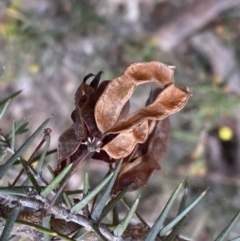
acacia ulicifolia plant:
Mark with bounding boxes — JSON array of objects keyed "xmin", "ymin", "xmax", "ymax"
[{"xmin": 56, "ymin": 61, "xmax": 191, "ymax": 197}]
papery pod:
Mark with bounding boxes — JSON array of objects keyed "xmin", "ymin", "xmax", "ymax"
[
  {"xmin": 112, "ymin": 118, "xmax": 170, "ymax": 193},
  {"xmin": 95, "ymin": 61, "xmax": 175, "ymax": 134},
  {"xmin": 102, "ymin": 120, "xmax": 150, "ymax": 159},
  {"xmin": 108, "ymin": 84, "xmax": 190, "ymax": 133},
  {"xmin": 139, "ymin": 87, "xmax": 171, "ymax": 160},
  {"xmin": 112, "ymin": 87, "xmax": 171, "ymax": 192},
  {"xmin": 118, "ymin": 100, "xmax": 130, "ymax": 122}
]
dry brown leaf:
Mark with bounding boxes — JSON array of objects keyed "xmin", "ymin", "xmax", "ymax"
[
  {"xmin": 141, "ymin": 117, "xmax": 170, "ymax": 161},
  {"xmin": 95, "ymin": 61, "xmax": 175, "ymax": 134},
  {"xmin": 148, "ymin": 118, "xmax": 170, "ymax": 161},
  {"xmin": 112, "ymin": 155, "xmax": 160, "ymax": 193},
  {"xmin": 80, "ymin": 80, "xmax": 110, "ymax": 137},
  {"xmin": 57, "ymin": 73, "xmax": 105, "ymax": 170},
  {"xmin": 57, "ymin": 125, "xmax": 82, "ymax": 163},
  {"xmin": 71, "ymin": 109, "xmax": 85, "ymax": 140}
]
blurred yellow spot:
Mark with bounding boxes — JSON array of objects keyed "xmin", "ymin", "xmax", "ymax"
[
  {"xmin": 218, "ymin": 126, "xmax": 233, "ymax": 141},
  {"xmin": 28, "ymin": 64, "xmax": 40, "ymax": 74},
  {"xmin": 148, "ymin": 36, "xmax": 158, "ymax": 47}
]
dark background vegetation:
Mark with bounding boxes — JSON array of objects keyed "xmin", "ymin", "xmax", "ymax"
[{"xmin": 0, "ymin": 0, "xmax": 240, "ymax": 240}]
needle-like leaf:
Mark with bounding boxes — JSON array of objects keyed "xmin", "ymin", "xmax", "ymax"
[
  {"xmin": 162, "ymin": 217, "xmax": 186, "ymax": 241},
  {"xmin": 159, "ymin": 189, "xmax": 207, "ymax": 237},
  {"xmin": 121, "ymin": 198, "xmax": 148, "ymax": 226},
  {"xmin": 100, "ymin": 184, "xmax": 132, "ymax": 221},
  {"xmin": 177, "ymin": 177, "xmax": 189, "ymax": 215},
  {"xmin": 0, "ymin": 90, "xmax": 22, "ymax": 106},
  {"xmin": 0, "ymin": 187, "xmax": 26, "ymax": 196},
  {"xmin": 0, "ymin": 117, "xmax": 51, "ymax": 179},
  {"xmin": 71, "ymin": 172, "xmax": 114, "ymax": 214},
  {"xmin": 91, "ymin": 161, "xmax": 122, "ymax": 221},
  {"xmin": 20, "ymin": 159, "xmax": 41, "ymax": 193},
  {"xmin": 63, "ymin": 192, "xmax": 72, "ymax": 209},
  {"xmin": 42, "ymin": 215, "xmax": 51, "ymax": 241},
  {"xmin": 0, "ymin": 206, "xmax": 20, "ymax": 241},
  {"xmin": 83, "ymin": 173, "xmax": 89, "ymax": 195},
  {"xmin": 0, "ymin": 90, "xmax": 22, "ymax": 120},
  {"xmin": 114, "ymin": 197, "xmax": 140, "ymax": 237},
  {"xmin": 41, "ymin": 164, "xmax": 72, "ymax": 198},
  {"xmin": 145, "ymin": 178, "xmax": 186, "ymax": 241},
  {"xmin": 91, "ymin": 224, "xmax": 108, "ymax": 241},
  {"xmin": 72, "ymin": 227, "xmax": 87, "ymax": 240},
  {"xmin": 214, "ymin": 211, "xmax": 240, "ymax": 241},
  {"xmin": 7, "ymin": 120, "xmax": 29, "ymax": 140},
  {"xmin": 0, "ymin": 99, "xmax": 11, "ymax": 120},
  {"xmin": 11, "ymin": 121, "xmax": 16, "ymax": 150},
  {"xmin": 46, "ymin": 164, "xmax": 55, "ymax": 178}
]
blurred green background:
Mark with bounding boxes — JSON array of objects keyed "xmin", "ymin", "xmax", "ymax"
[{"xmin": 0, "ymin": 0, "xmax": 240, "ymax": 240}]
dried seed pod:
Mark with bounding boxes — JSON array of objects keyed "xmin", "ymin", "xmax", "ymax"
[
  {"xmin": 102, "ymin": 120, "xmax": 149, "ymax": 159},
  {"xmin": 108, "ymin": 84, "xmax": 189, "ymax": 133},
  {"xmin": 56, "ymin": 62, "xmax": 190, "ymax": 193},
  {"xmin": 95, "ymin": 61, "xmax": 175, "ymax": 134}
]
